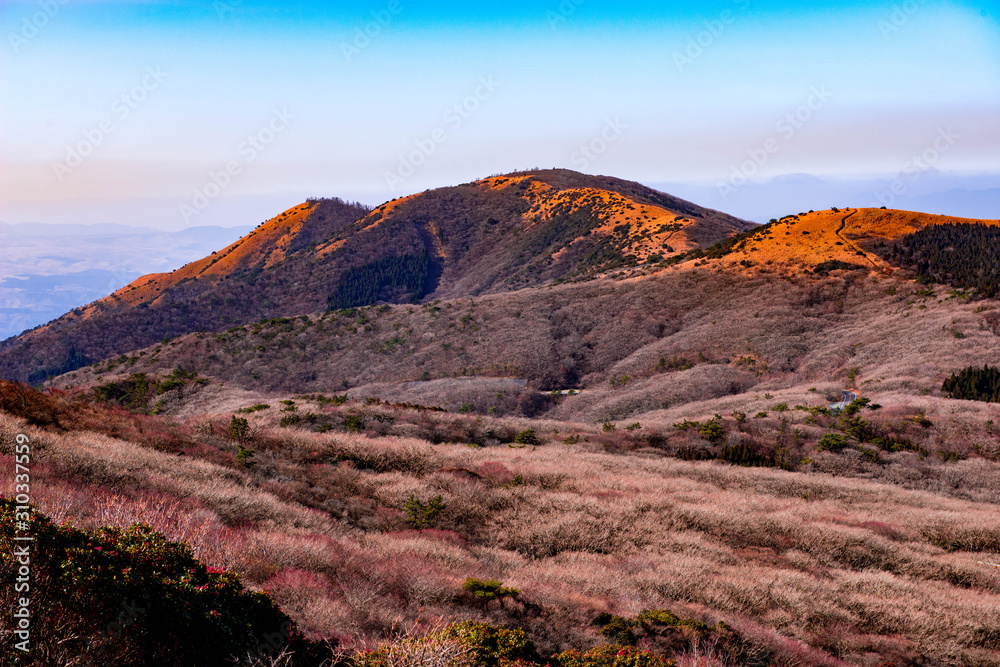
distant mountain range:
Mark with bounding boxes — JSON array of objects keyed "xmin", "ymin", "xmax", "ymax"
[{"xmin": 655, "ymin": 171, "xmax": 999, "ymax": 223}]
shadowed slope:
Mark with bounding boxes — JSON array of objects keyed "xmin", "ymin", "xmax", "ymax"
[{"xmin": 313, "ymin": 169, "xmax": 755, "ymax": 300}]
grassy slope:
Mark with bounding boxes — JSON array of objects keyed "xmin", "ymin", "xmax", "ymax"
[
  {"xmin": 710, "ymin": 207, "xmax": 1000, "ymax": 275},
  {"xmin": 2, "ymin": 387, "xmax": 1000, "ymax": 666},
  {"xmin": 56, "ymin": 263, "xmax": 1000, "ymax": 420}
]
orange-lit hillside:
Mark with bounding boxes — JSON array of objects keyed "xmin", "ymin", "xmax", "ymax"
[
  {"xmin": 709, "ymin": 208, "xmax": 1000, "ymax": 274},
  {"xmin": 840, "ymin": 208, "xmax": 1000, "ymax": 245},
  {"xmin": 522, "ymin": 187, "xmax": 716, "ymax": 261},
  {"xmin": 488, "ymin": 175, "xmax": 751, "ymax": 261},
  {"xmin": 98, "ymin": 202, "xmax": 325, "ymax": 310}
]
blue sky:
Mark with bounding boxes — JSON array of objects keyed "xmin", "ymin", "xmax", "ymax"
[{"xmin": 1, "ymin": 0, "xmax": 998, "ymax": 229}]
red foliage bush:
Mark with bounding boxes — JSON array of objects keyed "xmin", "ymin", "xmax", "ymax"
[
  {"xmin": 479, "ymin": 461, "xmax": 517, "ymax": 486},
  {"xmin": 0, "ymin": 380, "xmax": 62, "ymax": 427}
]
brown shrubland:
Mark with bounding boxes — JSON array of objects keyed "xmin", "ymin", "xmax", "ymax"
[{"xmin": 3, "ymin": 382, "xmax": 1000, "ymax": 666}]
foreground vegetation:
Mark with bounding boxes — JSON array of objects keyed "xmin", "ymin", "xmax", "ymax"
[
  {"xmin": 3, "ymin": 380, "xmax": 1000, "ymax": 666},
  {"xmin": 1, "ymin": 495, "xmax": 759, "ymax": 667},
  {"xmin": 0, "ymin": 499, "xmax": 328, "ymax": 666}
]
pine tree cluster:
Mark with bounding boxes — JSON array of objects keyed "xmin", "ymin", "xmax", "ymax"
[
  {"xmin": 942, "ymin": 365, "xmax": 1000, "ymax": 403},
  {"xmin": 889, "ymin": 223, "xmax": 1000, "ymax": 297}
]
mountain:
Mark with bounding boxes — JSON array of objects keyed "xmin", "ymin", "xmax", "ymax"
[
  {"xmin": 0, "ymin": 170, "xmax": 752, "ymax": 384},
  {"xmin": 7, "ymin": 180, "xmax": 1000, "ymax": 667}
]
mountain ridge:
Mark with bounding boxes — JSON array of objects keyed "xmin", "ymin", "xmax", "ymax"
[
  {"xmin": 0, "ymin": 169, "xmax": 752, "ymax": 383},
  {"xmin": 46, "ymin": 208, "xmax": 1000, "ymax": 402}
]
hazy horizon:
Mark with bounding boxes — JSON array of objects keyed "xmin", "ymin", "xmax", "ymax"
[{"xmin": 1, "ymin": 0, "xmax": 997, "ymax": 231}]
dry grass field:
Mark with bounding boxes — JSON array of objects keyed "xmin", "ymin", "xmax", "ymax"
[{"xmin": 3, "ymin": 379, "xmax": 1000, "ymax": 666}]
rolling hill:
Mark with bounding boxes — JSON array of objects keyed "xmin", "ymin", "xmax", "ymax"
[{"xmin": 0, "ymin": 170, "xmax": 752, "ymax": 384}]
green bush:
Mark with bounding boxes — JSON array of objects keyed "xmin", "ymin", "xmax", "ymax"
[
  {"xmin": 236, "ymin": 403, "xmax": 271, "ymax": 414},
  {"xmin": 462, "ymin": 577, "xmax": 520, "ymax": 602},
  {"xmin": 598, "ymin": 615, "xmax": 639, "ymax": 644},
  {"xmin": 236, "ymin": 445, "xmax": 256, "ymax": 467},
  {"xmin": 169, "ymin": 365, "xmax": 197, "ymax": 380},
  {"xmin": 635, "ymin": 610, "xmax": 681, "ymax": 627},
  {"xmin": 155, "ymin": 378, "xmax": 184, "ymax": 395},
  {"xmin": 94, "ymin": 373, "xmax": 155, "ymax": 411},
  {"xmin": 228, "ymin": 416, "xmax": 251, "ymax": 442},
  {"xmin": 513, "ymin": 429, "xmax": 541, "ymax": 445},
  {"xmin": 816, "ymin": 433, "xmax": 849, "ymax": 451},
  {"xmin": 441, "ymin": 621, "xmax": 539, "ymax": 667},
  {"xmin": 841, "ymin": 397, "xmax": 870, "ymax": 416},
  {"xmin": 404, "ymin": 494, "xmax": 445, "ymax": 529},
  {"xmin": 698, "ymin": 418, "xmax": 725, "ymax": 444},
  {"xmin": 280, "ymin": 414, "xmax": 302, "ymax": 427},
  {"xmin": 0, "ymin": 498, "xmax": 318, "ymax": 667},
  {"xmin": 594, "ymin": 609, "xmax": 714, "ymax": 645},
  {"xmin": 656, "ymin": 356, "xmax": 693, "ymax": 372},
  {"xmin": 555, "ymin": 644, "xmax": 675, "ymax": 667}
]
